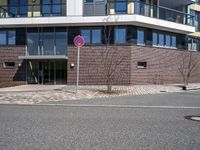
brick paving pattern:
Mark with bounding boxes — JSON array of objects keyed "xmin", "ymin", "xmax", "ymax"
[{"xmin": 0, "ymin": 85, "xmax": 182, "ymax": 104}]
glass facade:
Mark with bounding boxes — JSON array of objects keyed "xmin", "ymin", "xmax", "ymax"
[
  {"xmin": 0, "ymin": 26, "xmax": 195, "ymax": 52},
  {"xmin": 27, "ymin": 27, "xmax": 67, "ymax": 56}
]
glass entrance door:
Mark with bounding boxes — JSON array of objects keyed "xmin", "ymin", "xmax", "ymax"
[
  {"xmin": 27, "ymin": 60, "xmax": 67, "ymax": 84},
  {"xmin": 43, "ymin": 61, "xmax": 50, "ymax": 84}
]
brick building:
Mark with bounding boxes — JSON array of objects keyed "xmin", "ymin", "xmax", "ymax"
[{"xmin": 0, "ymin": 0, "xmax": 200, "ymax": 85}]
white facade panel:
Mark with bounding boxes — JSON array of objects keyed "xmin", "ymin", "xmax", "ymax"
[{"xmin": 0, "ymin": 15, "xmax": 195, "ymax": 34}]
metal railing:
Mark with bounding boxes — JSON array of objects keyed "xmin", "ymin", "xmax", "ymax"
[
  {"xmin": 0, "ymin": 3, "xmax": 66, "ymax": 18},
  {"xmin": 83, "ymin": 1, "xmax": 194, "ymax": 26}
]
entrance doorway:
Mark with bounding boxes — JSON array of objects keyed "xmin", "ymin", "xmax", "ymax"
[{"xmin": 27, "ymin": 60, "xmax": 67, "ymax": 84}]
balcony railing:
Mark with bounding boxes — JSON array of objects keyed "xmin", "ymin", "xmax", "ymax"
[
  {"xmin": 83, "ymin": 1, "xmax": 195, "ymax": 26},
  {"xmin": 0, "ymin": 3, "xmax": 66, "ymax": 18}
]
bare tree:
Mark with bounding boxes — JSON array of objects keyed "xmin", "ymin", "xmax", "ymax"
[
  {"xmin": 92, "ymin": 25, "xmax": 126, "ymax": 93},
  {"xmin": 178, "ymin": 51, "xmax": 200, "ymax": 87}
]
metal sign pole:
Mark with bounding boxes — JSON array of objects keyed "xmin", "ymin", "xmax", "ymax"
[{"xmin": 76, "ymin": 47, "xmax": 80, "ymax": 94}]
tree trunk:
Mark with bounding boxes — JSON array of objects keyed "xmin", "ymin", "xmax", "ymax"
[{"xmin": 107, "ymin": 78, "xmax": 112, "ymax": 93}]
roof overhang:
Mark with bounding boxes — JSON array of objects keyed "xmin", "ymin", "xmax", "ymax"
[
  {"xmin": 0, "ymin": 15, "xmax": 195, "ymax": 34},
  {"xmin": 160, "ymin": 0, "xmax": 194, "ymax": 9}
]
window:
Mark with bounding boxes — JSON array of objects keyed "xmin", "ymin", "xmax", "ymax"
[
  {"xmin": 3, "ymin": 62, "xmax": 15, "ymax": 68},
  {"xmin": 188, "ymin": 37, "xmax": 200, "ymax": 51},
  {"xmin": 152, "ymin": 32, "xmax": 157, "ymax": 46},
  {"xmin": 81, "ymin": 29, "xmax": 91, "ymax": 44},
  {"xmin": 165, "ymin": 34, "xmax": 171, "ymax": 47},
  {"xmin": 92, "ymin": 29, "xmax": 101, "ymax": 44},
  {"xmin": 27, "ymin": 29, "xmax": 39, "ymax": 55},
  {"xmin": 137, "ymin": 62, "xmax": 147, "ymax": 69},
  {"xmin": 43, "ymin": 28, "xmax": 55, "ymax": 55},
  {"xmin": 158, "ymin": 33, "xmax": 164, "ymax": 46},
  {"xmin": 0, "ymin": 30, "xmax": 16, "ymax": 46},
  {"xmin": 115, "ymin": 0, "xmax": 127, "ymax": 14},
  {"xmin": 171, "ymin": 35, "xmax": 176, "ymax": 48},
  {"xmin": 81, "ymin": 28, "xmax": 102, "ymax": 44},
  {"xmin": 42, "ymin": 0, "xmax": 61, "ymax": 16},
  {"xmin": 0, "ymin": 31, "xmax": 7, "ymax": 45},
  {"xmin": 137, "ymin": 29, "xmax": 145, "ymax": 45},
  {"xmin": 8, "ymin": 0, "xmax": 28, "ymax": 17},
  {"xmin": 8, "ymin": 31, "xmax": 16, "ymax": 45},
  {"xmin": 115, "ymin": 28, "xmax": 126, "ymax": 44},
  {"xmin": 55, "ymin": 30, "xmax": 67, "ymax": 55},
  {"xmin": 84, "ymin": 0, "xmax": 93, "ymax": 2},
  {"xmin": 153, "ymin": 31, "xmax": 177, "ymax": 48}
]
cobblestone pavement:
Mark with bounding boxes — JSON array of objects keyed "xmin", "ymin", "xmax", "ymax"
[{"xmin": 0, "ymin": 85, "xmax": 182, "ymax": 104}]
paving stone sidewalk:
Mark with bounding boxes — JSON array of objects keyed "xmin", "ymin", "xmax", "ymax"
[{"xmin": 0, "ymin": 85, "xmax": 183, "ymax": 104}]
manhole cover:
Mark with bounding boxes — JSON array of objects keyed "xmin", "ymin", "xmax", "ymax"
[{"xmin": 185, "ymin": 116, "xmax": 200, "ymax": 122}]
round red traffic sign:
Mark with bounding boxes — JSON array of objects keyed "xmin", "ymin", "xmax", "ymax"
[{"xmin": 74, "ymin": 35, "xmax": 84, "ymax": 47}]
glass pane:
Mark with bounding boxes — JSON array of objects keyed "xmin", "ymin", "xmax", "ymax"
[
  {"xmin": 42, "ymin": 0, "xmax": 51, "ymax": 4},
  {"xmin": 43, "ymin": 61, "xmax": 50, "ymax": 84},
  {"xmin": 8, "ymin": 0, "xmax": 18, "ymax": 17},
  {"xmin": 56, "ymin": 60, "xmax": 67, "ymax": 84},
  {"xmin": 19, "ymin": 0, "xmax": 28, "ymax": 16},
  {"xmin": 27, "ymin": 61, "xmax": 38, "ymax": 84},
  {"xmin": 137, "ymin": 29, "xmax": 144, "ymax": 45},
  {"xmin": 92, "ymin": 29, "xmax": 101, "ymax": 44},
  {"xmin": 27, "ymin": 32, "xmax": 39, "ymax": 55},
  {"xmin": 115, "ymin": 0, "xmax": 127, "ymax": 14},
  {"xmin": 81, "ymin": 29, "xmax": 90, "ymax": 44},
  {"xmin": 42, "ymin": 5, "xmax": 51, "ymax": 15},
  {"xmin": 172, "ymin": 35, "xmax": 176, "ymax": 48},
  {"xmin": 158, "ymin": 33, "xmax": 164, "ymax": 46},
  {"xmin": 43, "ymin": 32, "xmax": 55, "ymax": 55},
  {"xmin": 152, "ymin": 32, "xmax": 157, "ymax": 46},
  {"xmin": 50, "ymin": 61, "xmax": 55, "ymax": 83},
  {"xmin": 165, "ymin": 34, "xmax": 171, "ymax": 47},
  {"xmin": 8, "ymin": 31, "xmax": 16, "ymax": 45},
  {"xmin": 53, "ymin": 4, "xmax": 61, "ymax": 15},
  {"xmin": 56, "ymin": 32, "xmax": 67, "ymax": 55},
  {"xmin": 115, "ymin": 28, "xmax": 126, "ymax": 44},
  {"xmin": 0, "ymin": 31, "xmax": 7, "ymax": 45}
]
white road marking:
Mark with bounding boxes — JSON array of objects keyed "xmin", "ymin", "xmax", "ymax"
[{"xmin": 0, "ymin": 103, "xmax": 200, "ymax": 109}]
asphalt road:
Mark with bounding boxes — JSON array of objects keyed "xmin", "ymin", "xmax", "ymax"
[{"xmin": 0, "ymin": 91, "xmax": 200, "ymax": 150}]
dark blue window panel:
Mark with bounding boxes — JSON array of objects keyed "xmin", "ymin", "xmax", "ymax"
[
  {"xmin": 158, "ymin": 33, "xmax": 164, "ymax": 46},
  {"xmin": 8, "ymin": 31, "xmax": 16, "ymax": 45},
  {"xmin": 115, "ymin": 28, "xmax": 126, "ymax": 43},
  {"xmin": 0, "ymin": 31, "xmax": 7, "ymax": 45},
  {"xmin": 172, "ymin": 35, "xmax": 176, "ymax": 48},
  {"xmin": 137, "ymin": 29, "xmax": 145, "ymax": 45},
  {"xmin": 115, "ymin": 0, "xmax": 127, "ymax": 14},
  {"xmin": 81, "ymin": 30, "xmax": 91, "ymax": 44},
  {"xmin": 92, "ymin": 29, "xmax": 101, "ymax": 44},
  {"xmin": 152, "ymin": 32, "xmax": 157, "ymax": 46}
]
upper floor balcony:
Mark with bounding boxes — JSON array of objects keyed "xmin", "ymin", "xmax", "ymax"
[
  {"xmin": 83, "ymin": 0, "xmax": 195, "ymax": 26},
  {"xmin": 0, "ymin": 0, "xmax": 195, "ymax": 34},
  {"xmin": 0, "ymin": 0, "xmax": 66, "ymax": 18}
]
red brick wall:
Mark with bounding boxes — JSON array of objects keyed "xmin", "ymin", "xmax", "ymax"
[
  {"xmin": 67, "ymin": 45, "xmax": 200, "ymax": 85},
  {"xmin": 131, "ymin": 46, "xmax": 200, "ymax": 85},
  {"xmin": 0, "ymin": 45, "xmax": 199, "ymax": 85},
  {"xmin": 0, "ymin": 46, "xmax": 26, "ymax": 85},
  {"xmin": 67, "ymin": 46, "xmax": 131, "ymax": 85}
]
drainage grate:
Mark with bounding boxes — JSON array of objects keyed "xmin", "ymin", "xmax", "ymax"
[{"xmin": 184, "ymin": 116, "xmax": 200, "ymax": 122}]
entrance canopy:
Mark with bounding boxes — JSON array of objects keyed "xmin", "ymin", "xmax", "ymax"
[{"xmin": 18, "ymin": 55, "xmax": 68, "ymax": 60}]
